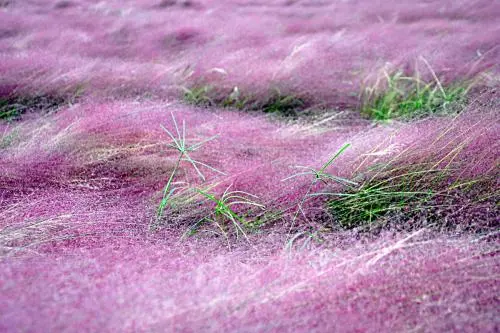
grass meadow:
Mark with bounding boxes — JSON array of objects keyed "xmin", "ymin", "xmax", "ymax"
[{"xmin": 1, "ymin": 1, "xmax": 499, "ymax": 332}]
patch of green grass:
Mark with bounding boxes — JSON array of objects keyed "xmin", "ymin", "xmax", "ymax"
[
  {"xmin": 323, "ymin": 140, "xmax": 485, "ymax": 230},
  {"xmin": 182, "ymin": 85, "xmax": 214, "ymax": 107},
  {"xmin": 260, "ymin": 90, "xmax": 305, "ymax": 117},
  {"xmin": 361, "ymin": 59, "xmax": 474, "ymax": 121},
  {"xmin": 222, "ymin": 86, "xmax": 251, "ymax": 109},
  {"xmin": 319, "ymin": 129, "xmax": 486, "ymax": 230},
  {"xmin": 327, "ymin": 166, "xmax": 440, "ymax": 229},
  {"xmin": 178, "ymin": 194, "xmax": 281, "ymax": 240},
  {"xmin": 0, "ymin": 98, "xmax": 22, "ymax": 120}
]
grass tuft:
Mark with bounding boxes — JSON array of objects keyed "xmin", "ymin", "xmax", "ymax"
[
  {"xmin": 324, "ymin": 140, "xmax": 497, "ymax": 230},
  {"xmin": 327, "ymin": 166, "xmax": 440, "ymax": 229},
  {"xmin": 259, "ymin": 89, "xmax": 305, "ymax": 117},
  {"xmin": 190, "ymin": 185, "xmax": 265, "ymax": 246},
  {"xmin": 361, "ymin": 59, "xmax": 474, "ymax": 121},
  {"xmin": 155, "ymin": 113, "xmax": 224, "ymax": 222},
  {"xmin": 182, "ymin": 85, "xmax": 214, "ymax": 107}
]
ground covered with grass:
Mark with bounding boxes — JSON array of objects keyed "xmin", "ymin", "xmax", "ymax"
[{"xmin": 1, "ymin": 1, "xmax": 499, "ymax": 332}]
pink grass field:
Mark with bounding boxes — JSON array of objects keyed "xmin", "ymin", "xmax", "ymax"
[{"xmin": 0, "ymin": 1, "xmax": 499, "ymax": 332}]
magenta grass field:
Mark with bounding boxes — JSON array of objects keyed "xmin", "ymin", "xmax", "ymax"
[{"xmin": 0, "ymin": 1, "xmax": 499, "ymax": 332}]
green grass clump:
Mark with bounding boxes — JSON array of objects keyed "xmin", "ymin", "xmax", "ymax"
[
  {"xmin": 0, "ymin": 98, "xmax": 22, "ymax": 120},
  {"xmin": 328, "ymin": 168, "xmax": 497, "ymax": 231},
  {"xmin": 361, "ymin": 60, "xmax": 473, "ymax": 121},
  {"xmin": 324, "ymin": 143, "xmax": 477, "ymax": 230},
  {"xmin": 222, "ymin": 86, "xmax": 251, "ymax": 110},
  {"xmin": 323, "ymin": 118, "xmax": 497, "ymax": 231},
  {"xmin": 327, "ymin": 166, "xmax": 439, "ymax": 229},
  {"xmin": 193, "ymin": 185, "xmax": 265, "ymax": 244}
]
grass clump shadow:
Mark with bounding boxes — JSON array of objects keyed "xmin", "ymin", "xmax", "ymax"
[
  {"xmin": 361, "ymin": 58, "xmax": 475, "ymax": 121},
  {"xmin": 0, "ymin": 89, "xmax": 83, "ymax": 121},
  {"xmin": 182, "ymin": 84, "xmax": 306, "ymax": 117}
]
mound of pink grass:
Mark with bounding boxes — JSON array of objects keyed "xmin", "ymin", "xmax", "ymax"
[
  {"xmin": 1, "ymin": 232, "xmax": 498, "ymax": 332},
  {"xmin": 1, "ymin": 97, "xmax": 498, "ymax": 331}
]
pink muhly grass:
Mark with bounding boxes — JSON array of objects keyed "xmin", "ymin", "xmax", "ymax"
[
  {"xmin": 0, "ymin": 1, "xmax": 499, "ymax": 332},
  {"xmin": 1, "ymin": 0, "xmax": 498, "ymax": 104},
  {"xmin": 1, "ymin": 231, "xmax": 498, "ymax": 332}
]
